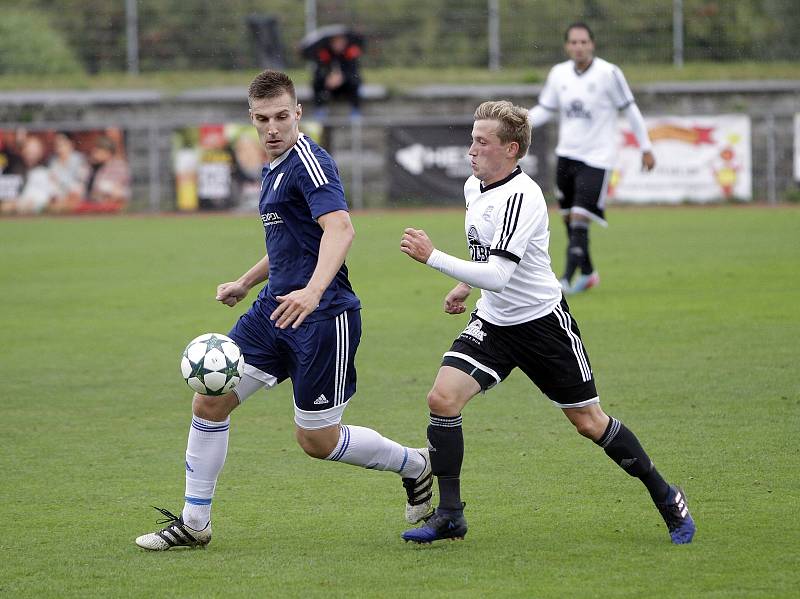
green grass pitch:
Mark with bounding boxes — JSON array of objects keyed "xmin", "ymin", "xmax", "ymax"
[{"xmin": 1, "ymin": 205, "xmax": 798, "ymax": 598}]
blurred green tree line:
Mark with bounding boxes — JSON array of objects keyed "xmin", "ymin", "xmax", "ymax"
[{"xmin": 2, "ymin": 0, "xmax": 799, "ymax": 75}]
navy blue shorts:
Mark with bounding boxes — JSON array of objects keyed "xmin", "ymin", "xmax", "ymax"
[{"xmin": 228, "ymin": 297, "xmax": 361, "ymax": 412}]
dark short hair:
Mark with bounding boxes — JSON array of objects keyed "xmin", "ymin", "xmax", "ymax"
[
  {"xmin": 94, "ymin": 135, "xmax": 116, "ymax": 153},
  {"xmin": 248, "ymin": 70, "xmax": 296, "ymax": 103},
  {"xmin": 55, "ymin": 131, "xmax": 76, "ymax": 142},
  {"xmin": 564, "ymin": 22, "xmax": 594, "ymax": 42}
]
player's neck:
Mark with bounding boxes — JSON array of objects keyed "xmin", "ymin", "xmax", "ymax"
[
  {"xmin": 574, "ymin": 57, "xmax": 593, "ymax": 73},
  {"xmin": 480, "ymin": 164, "xmax": 519, "ymax": 189}
]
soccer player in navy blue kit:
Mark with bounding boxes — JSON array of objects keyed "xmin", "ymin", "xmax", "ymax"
[{"xmin": 136, "ymin": 71, "xmax": 432, "ymax": 550}]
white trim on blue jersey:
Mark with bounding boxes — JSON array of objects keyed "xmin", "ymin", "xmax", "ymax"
[{"xmin": 295, "ymin": 134, "xmax": 330, "ymax": 187}]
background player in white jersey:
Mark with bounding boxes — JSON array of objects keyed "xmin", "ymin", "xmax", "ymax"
[
  {"xmin": 529, "ymin": 22, "xmax": 655, "ymax": 294},
  {"xmin": 399, "ymin": 100, "xmax": 694, "ymax": 545},
  {"xmin": 135, "ymin": 70, "xmax": 432, "ymax": 551}
]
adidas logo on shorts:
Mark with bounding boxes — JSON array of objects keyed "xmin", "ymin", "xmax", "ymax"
[{"xmin": 314, "ymin": 394, "xmax": 329, "ymax": 405}]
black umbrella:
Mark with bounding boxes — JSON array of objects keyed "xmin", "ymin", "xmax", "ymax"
[{"xmin": 298, "ymin": 24, "xmax": 365, "ymax": 60}]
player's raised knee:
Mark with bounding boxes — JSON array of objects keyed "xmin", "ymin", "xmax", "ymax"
[
  {"xmin": 568, "ymin": 412, "xmax": 606, "ymax": 440},
  {"xmin": 295, "ymin": 426, "xmax": 339, "ymax": 459},
  {"xmin": 192, "ymin": 391, "xmax": 238, "ymax": 422}
]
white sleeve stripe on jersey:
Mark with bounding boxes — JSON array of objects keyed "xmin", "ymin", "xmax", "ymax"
[
  {"xmin": 295, "ymin": 137, "xmax": 329, "ymax": 187},
  {"xmin": 294, "ymin": 145, "xmax": 324, "ymax": 187},
  {"xmin": 298, "ymin": 135, "xmax": 329, "ymax": 185},
  {"xmin": 496, "ymin": 193, "xmax": 522, "ymax": 251},
  {"xmin": 610, "ymin": 68, "xmax": 634, "ymax": 104}
]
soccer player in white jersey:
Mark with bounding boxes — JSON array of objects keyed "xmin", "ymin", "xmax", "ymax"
[
  {"xmin": 399, "ymin": 100, "xmax": 694, "ymax": 545},
  {"xmin": 135, "ymin": 70, "xmax": 433, "ymax": 551},
  {"xmin": 529, "ymin": 22, "xmax": 655, "ymax": 294}
]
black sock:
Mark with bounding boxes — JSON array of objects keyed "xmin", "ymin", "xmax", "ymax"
[
  {"xmin": 427, "ymin": 413, "xmax": 464, "ymax": 511},
  {"xmin": 563, "ymin": 223, "xmax": 593, "ymax": 280},
  {"xmin": 571, "ymin": 222, "xmax": 594, "ymax": 275},
  {"xmin": 596, "ymin": 417, "xmax": 670, "ymax": 503}
]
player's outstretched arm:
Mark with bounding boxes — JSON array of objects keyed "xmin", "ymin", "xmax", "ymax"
[
  {"xmin": 402, "ymin": 228, "xmax": 516, "ymax": 293},
  {"xmin": 271, "ymin": 209, "xmax": 354, "ymax": 329},
  {"xmin": 216, "ymin": 254, "xmax": 270, "ymax": 307}
]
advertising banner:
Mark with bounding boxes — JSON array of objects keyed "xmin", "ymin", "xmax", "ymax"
[
  {"xmin": 0, "ymin": 128, "xmax": 129, "ymax": 215},
  {"xmin": 611, "ymin": 114, "xmax": 752, "ymax": 203},
  {"xmin": 173, "ymin": 124, "xmax": 267, "ymax": 212},
  {"xmin": 387, "ymin": 122, "xmax": 548, "ymax": 204}
]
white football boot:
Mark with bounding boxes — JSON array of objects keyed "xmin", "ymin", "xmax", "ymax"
[
  {"xmin": 135, "ymin": 507, "xmax": 211, "ymax": 551},
  {"xmin": 402, "ymin": 448, "xmax": 434, "ymax": 523}
]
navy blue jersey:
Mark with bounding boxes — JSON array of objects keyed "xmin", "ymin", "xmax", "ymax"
[{"xmin": 258, "ymin": 134, "xmax": 360, "ymax": 322}]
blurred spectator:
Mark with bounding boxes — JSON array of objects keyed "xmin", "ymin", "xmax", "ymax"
[
  {"xmin": 87, "ymin": 136, "xmax": 130, "ymax": 206},
  {"xmin": 0, "ymin": 131, "xmax": 25, "ymax": 214},
  {"xmin": 230, "ymin": 132, "xmax": 266, "ymax": 212},
  {"xmin": 49, "ymin": 132, "xmax": 90, "ymax": 213},
  {"xmin": 14, "ymin": 135, "xmax": 54, "ymax": 215},
  {"xmin": 310, "ymin": 33, "xmax": 362, "ymax": 118}
]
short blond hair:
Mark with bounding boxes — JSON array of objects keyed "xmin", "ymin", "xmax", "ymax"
[{"xmin": 473, "ymin": 100, "xmax": 531, "ymax": 159}]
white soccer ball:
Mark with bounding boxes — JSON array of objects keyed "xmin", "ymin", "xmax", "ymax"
[{"xmin": 180, "ymin": 333, "xmax": 244, "ymax": 396}]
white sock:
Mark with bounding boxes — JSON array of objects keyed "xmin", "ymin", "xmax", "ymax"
[
  {"xmin": 325, "ymin": 424, "xmax": 425, "ymax": 478},
  {"xmin": 182, "ymin": 415, "xmax": 230, "ymax": 529}
]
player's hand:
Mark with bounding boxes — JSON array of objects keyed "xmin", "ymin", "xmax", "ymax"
[
  {"xmin": 271, "ymin": 287, "xmax": 322, "ymax": 329},
  {"xmin": 641, "ymin": 151, "xmax": 656, "ymax": 171},
  {"xmin": 216, "ymin": 281, "xmax": 249, "ymax": 307},
  {"xmin": 400, "ymin": 228, "xmax": 435, "ymax": 263},
  {"xmin": 444, "ymin": 283, "xmax": 472, "ymax": 314}
]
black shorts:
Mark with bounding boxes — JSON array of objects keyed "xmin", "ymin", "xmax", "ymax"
[
  {"xmin": 441, "ymin": 299, "xmax": 599, "ymax": 408},
  {"xmin": 556, "ymin": 156, "xmax": 610, "ymax": 225}
]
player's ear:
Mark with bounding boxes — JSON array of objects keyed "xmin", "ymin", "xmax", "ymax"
[{"xmin": 507, "ymin": 141, "xmax": 519, "ymax": 158}]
